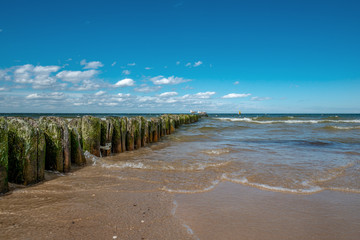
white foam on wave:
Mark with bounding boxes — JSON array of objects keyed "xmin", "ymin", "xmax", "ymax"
[
  {"xmin": 202, "ymin": 148, "xmax": 231, "ymax": 156},
  {"xmin": 332, "ymin": 126, "xmax": 360, "ymax": 130},
  {"xmin": 215, "ymin": 117, "xmax": 360, "ymax": 124},
  {"xmin": 327, "ymin": 187, "xmax": 360, "ymax": 193},
  {"xmin": 161, "ymin": 180, "xmax": 220, "ymax": 193},
  {"xmin": 84, "ymin": 150, "xmax": 99, "ymax": 165},
  {"xmin": 221, "ymin": 174, "xmax": 323, "ymax": 194},
  {"xmin": 101, "ymin": 160, "xmax": 230, "ymax": 171}
]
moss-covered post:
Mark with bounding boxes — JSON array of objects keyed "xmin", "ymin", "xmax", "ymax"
[
  {"xmin": 169, "ymin": 118, "xmax": 176, "ymax": 134},
  {"xmin": 179, "ymin": 114, "xmax": 185, "ymax": 125},
  {"xmin": 120, "ymin": 117, "xmax": 127, "ymax": 152},
  {"xmin": 148, "ymin": 120, "xmax": 153, "ymax": 143},
  {"xmin": 39, "ymin": 117, "xmax": 71, "ymax": 172},
  {"xmin": 108, "ymin": 117, "xmax": 122, "ymax": 153},
  {"xmin": 161, "ymin": 115, "xmax": 170, "ymax": 135},
  {"xmin": 126, "ymin": 118, "xmax": 135, "ymax": 151},
  {"xmin": 150, "ymin": 118, "xmax": 160, "ymax": 142},
  {"xmin": 7, "ymin": 118, "xmax": 44, "ymax": 185},
  {"xmin": 0, "ymin": 118, "xmax": 9, "ymax": 193},
  {"xmin": 134, "ymin": 117, "xmax": 142, "ymax": 150},
  {"xmin": 139, "ymin": 117, "xmax": 148, "ymax": 146},
  {"xmin": 27, "ymin": 118, "xmax": 46, "ymax": 181},
  {"xmin": 82, "ymin": 116, "xmax": 101, "ymax": 157},
  {"xmin": 68, "ymin": 119, "xmax": 86, "ymax": 166}
]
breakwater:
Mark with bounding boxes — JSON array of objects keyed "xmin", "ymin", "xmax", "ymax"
[{"xmin": 0, "ymin": 114, "xmax": 200, "ymax": 194}]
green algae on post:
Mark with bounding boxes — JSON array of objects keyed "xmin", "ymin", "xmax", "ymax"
[
  {"xmin": 0, "ymin": 117, "xmax": 9, "ymax": 193},
  {"xmin": 39, "ymin": 117, "xmax": 71, "ymax": 172},
  {"xmin": 82, "ymin": 116, "xmax": 101, "ymax": 157},
  {"xmin": 68, "ymin": 120, "xmax": 86, "ymax": 166},
  {"xmin": 7, "ymin": 118, "xmax": 45, "ymax": 185},
  {"xmin": 126, "ymin": 117, "xmax": 135, "ymax": 151},
  {"xmin": 134, "ymin": 117, "xmax": 142, "ymax": 150},
  {"xmin": 107, "ymin": 117, "xmax": 122, "ymax": 153},
  {"xmin": 120, "ymin": 117, "xmax": 127, "ymax": 152}
]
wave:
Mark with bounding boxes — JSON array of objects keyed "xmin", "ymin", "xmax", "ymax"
[
  {"xmin": 215, "ymin": 117, "xmax": 360, "ymax": 124},
  {"xmin": 100, "ymin": 160, "xmax": 231, "ymax": 171},
  {"xmin": 161, "ymin": 180, "xmax": 220, "ymax": 193},
  {"xmin": 320, "ymin": 125, "xmax": 360, "ymax": 131},
  {"xmin": 221, "ymin": 174, "xmax": 323, "ymax": 194},
  {"xmin": 201, "ymin": 148, "xmax": 231, "ymax": 156}
]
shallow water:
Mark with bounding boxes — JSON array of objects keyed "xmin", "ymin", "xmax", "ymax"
[{"xmin": 100, "ymin": 114, "xmax": 360, "ymax": 194}]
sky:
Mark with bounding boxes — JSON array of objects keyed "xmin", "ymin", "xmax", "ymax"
[{"xmin": 0, "ymin": 0, "xmax": 359, "ymax": 113}]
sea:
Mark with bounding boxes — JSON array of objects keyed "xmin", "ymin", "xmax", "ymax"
[{"xmin": 95, "ymin": 113, "xmax": 360, "ymax": 195}]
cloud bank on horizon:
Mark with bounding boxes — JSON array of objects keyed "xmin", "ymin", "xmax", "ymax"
[
  {"xmin": 0, "ymin": 0, "xmax": 359, "ymax": 113},
  {"xmin": 0, "ymin": 61, "xmax": 258, "ymax": 113}
]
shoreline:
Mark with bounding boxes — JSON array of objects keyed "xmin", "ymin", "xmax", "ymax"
[{"xmin": 2, "ymin": 164, "xmax": 359, "ymax": 240}]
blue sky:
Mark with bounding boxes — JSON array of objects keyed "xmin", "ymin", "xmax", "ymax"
[{"xmin": 0, "ymin": 0, "xmax": 359, "ymax": 113}]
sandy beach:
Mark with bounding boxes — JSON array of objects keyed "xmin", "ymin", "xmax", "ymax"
[
  {"xmin": 0, "ymin": 165, "xmax": 193, "ymax": 240},
  {"xmin": 1, "ymin": 164, "xmax": 359, "ymax": 240}
]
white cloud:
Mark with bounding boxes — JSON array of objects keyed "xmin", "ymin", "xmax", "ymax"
[
  {"xmin": 0, "ymin": 87, "xmax": 8, "ymax": 91},
  {"xmin": 10, "ymin": 64, "xmax": 61, "ymax": 89},
  {"xmin": 56, "ymin": 70, "xmax": 98, "ymax": 83},
  {"xmin": 251, "ymin": 96, "xmax": 271, "ymax": 101},
  {"xmin": 234, "ymin": 81, "xmax": 239, "ymax": 85},
  {"xmin": 0, "ymin": 29, "xmax": 3, "ymax": 33},
  {"xmin": 122, "ymin": 70, "xmax": 131, "ymax": 75},
  {"xmin": 134, "ymin": 84, "xmax": 161, "ymax": 93},
  {"xmin": 117, "ymin": 93, "xmax": 131, "ymax": 97},
  {"xmin": 193, "ymin": 61, "xmax": 203, "ymax": 67},
  {"xmin": 150, "ymin": 75, "xmax": 190, "ymax": 85},
  {"xmin": 159, "ymin": 92, "xmax": 178, "ymax": 97},
  {"xmin": 222, "ymin": 93, "xmax": 251, "ymax": 99},
  {"xmin": 176, "ymin": 61, "xmax": 180, "ymax": 65},
  {"xmin": 128, "ymin": 62, "xmax": 136, "ymax": 66},
  {"xmin": 111, "ymin": 61, "xmax": 117, "ymax": 67},
  {"xmin": 80, "ymin": 59, "xmax": 104, "ymax": 69},
  {"xmin": 185, "ymin": 61, "xmax": 203, "ymax": 68},
  {"xmin": 70, "ymin": 79, "xmax": 100, "ymax": 91},
  {"xmin": 26, "ymin": 92, "xmax": 65, "ymax": 100},
  {"xmin": 193, "ymin": 91, "xmax": 216, "ymax": 99},
  {"xmin": 145, "ymin": 67, "xmax": 152, "ymax": 70},
  {"xmin": 95, "ymin": 90, "xmax": 106, "ymax": 96},
  {"xmin": 114, "ymin": 78, "xmax": 135, "ymax": 87}
]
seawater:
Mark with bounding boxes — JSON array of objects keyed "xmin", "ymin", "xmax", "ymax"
[{"xmin": 95, "ymin": 113, "xmax": 360, "ymax": 195}]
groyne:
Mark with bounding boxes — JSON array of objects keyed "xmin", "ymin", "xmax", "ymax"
[{"xmin": 0, "ymin": 114, "xmax": 200, "ymax": 194}]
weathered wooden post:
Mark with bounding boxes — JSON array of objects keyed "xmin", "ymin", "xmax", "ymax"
[
  {"xmin": 139, "ymin": 116, "xmax": 148, "ymax": 147},
  {"xmin": 68, "ymin": 118, "xmax": 86, "ymax": 165},
  {"xmin": 8, "ymin": 118, "xmax": 46, "ymax": 184},
  {"xmin": 82, "ymin": 116, "xmax": 101, "ymax": 157},
  {"xmin": 107, "ymin": 117, "xmax": 122, "ymax": 153},
  {"xmin": 0, "ymin": 117, "xmax": 9, "ymax": 193},
  {"xmin": 126, "ymin": 117, "xmax": 135, "ymax": 151},
  {"xmin": 120, "ymin": 117, "xmax": 127, "ymax": 152},
  {"xmin": 100, "ymin": 119, "xmax": 113, "ymax": 157},
  {"xmin": 134, "ymin": 117, "xmax": 142, "ymax": 150},
  {"xmin": 169, "ymin": 117, "xmax": 176, "ymax": 134},
  {"xmin": 39, "ymin": 117, "xmax": 70, "ymax": 172},
  {"xmin": 150, "ymin": 118, "xmax": 160, "ymax": 142}
]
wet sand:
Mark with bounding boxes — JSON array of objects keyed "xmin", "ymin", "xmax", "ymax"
[
  {"xmin": 1, "ymin": 164, "xmax": 359, "ymax": 240},
  {"xmin": 175, "ymin": 182, "xmax": 360, "ymax": 240},
  {"xmin": 0, "ymin": 165, "xmax": 193, "ymax": 240}
]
